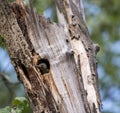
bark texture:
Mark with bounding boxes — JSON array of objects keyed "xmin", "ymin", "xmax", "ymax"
[{"xmin": 0, "ymin": 0, "xmax": 101, "ymax": 113}]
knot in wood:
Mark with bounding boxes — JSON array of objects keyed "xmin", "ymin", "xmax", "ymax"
[{"xmin": 93, "ymin": 44, "xmax": 100, "ymax": 54}]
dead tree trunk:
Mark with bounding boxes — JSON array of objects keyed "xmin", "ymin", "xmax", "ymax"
[{"xmin": 0, "ymin": 0, "xmax": 101, "ymax": 113}]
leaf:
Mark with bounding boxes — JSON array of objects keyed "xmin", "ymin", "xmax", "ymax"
[
  {"xmin": 12, "ymin": 97, "xmax": 28, "ymax": 107},
  {"xmin": 0, "ymin": 106, "xmax": 11, "ymax": 113},
  {"xmin": 12, "ymin": 97, "xmax": 32, "ymax": 113}
]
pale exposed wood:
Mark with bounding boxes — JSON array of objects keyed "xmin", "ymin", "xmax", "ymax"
[
  {"xmin": 55, "ymin": 0, "xmax": 101, "ymax": 112},
  {"xmin": 0, "ymin": 0, "xmax": 101, "ymax": 113},
  {"xmin": 26, "ymin": 8, "xmax": 86, "ymax": 112}
]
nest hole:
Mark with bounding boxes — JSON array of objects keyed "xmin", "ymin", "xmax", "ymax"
[{"xmin": 37, "ymin": 59, "xmax": 50, "ymax": 74}]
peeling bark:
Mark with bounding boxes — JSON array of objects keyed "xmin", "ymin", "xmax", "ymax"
[{"xmin": 0, "ymin": 0, "xmax": 101, "ymax": 113}]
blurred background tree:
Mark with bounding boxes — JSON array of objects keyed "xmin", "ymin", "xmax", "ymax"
[{"xmin": 0, "ymin": 0, "xmax": 120, "ymax": 113}]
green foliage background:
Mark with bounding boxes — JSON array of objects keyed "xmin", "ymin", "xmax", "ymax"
[
  {"xmin": 0, "ymin": 97, "xmax": 32, "ymax": 113},
  {"xmin": 0, "ymin": 0, "xmax": 120, "ymax": 113}
]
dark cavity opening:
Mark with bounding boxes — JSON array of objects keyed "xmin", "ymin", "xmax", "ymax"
[{"xmin": 37, "ymin": 59, "xmax": 50, "ymax": 75}]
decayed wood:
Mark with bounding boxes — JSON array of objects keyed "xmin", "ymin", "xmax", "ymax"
[
  {"xmin": 0, "ymin": 0, "xmax": 101, "ymax": 113},
  {"xmin": 55, "ymin": 0, "xmax": 101, "ymax": 112}
]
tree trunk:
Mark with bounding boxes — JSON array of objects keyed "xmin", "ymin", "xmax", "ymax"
[{"xmin": 0, "ymin": 0, "xmax": 101, "ymax": 113}]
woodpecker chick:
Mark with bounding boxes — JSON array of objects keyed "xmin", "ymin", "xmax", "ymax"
[{"xmin": 37, "ymin": 63, "xmax": 49, "ymax": 74}]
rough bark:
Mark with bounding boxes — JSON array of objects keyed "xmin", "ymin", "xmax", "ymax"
[{"xmin": 0, "ymin": 0, "xmax": 101, "ymax": 113}]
